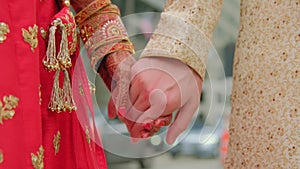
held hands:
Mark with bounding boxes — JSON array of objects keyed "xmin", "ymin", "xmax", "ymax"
[{"xmin": 108, "ymin": 57, "xmax": 202, "ymax": 145}]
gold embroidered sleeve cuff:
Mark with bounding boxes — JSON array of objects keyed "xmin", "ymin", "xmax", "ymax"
[
  {"xmin": 141, "ymin": 13, "xmax": 211, "ymax": 79},
  {"xmin": 76, "ymin": 2, "xmax": 135, "ymax": 71},
  {"xmin": 141, "ymin": 0, "xmax": 223, "ymax": 80},
  {"xmin": 75, "ymin": 0, "xmax": 112, "ymax": 24}
]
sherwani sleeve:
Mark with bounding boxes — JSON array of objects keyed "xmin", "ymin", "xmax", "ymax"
[{"xmin": 141, "ymin": 0, "xmax": 223, "ymax": 79}]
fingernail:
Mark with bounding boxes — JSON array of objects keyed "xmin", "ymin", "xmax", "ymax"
[
  {"xmin": 155, "ymin": 119, "xmax": 166, "ymax": 127},
  {"xmin": 142, "ymin": 123, "xmax": 153, "ymax": 131},
  {"xmin": 141, "ymin": 132, "xmax": 151, "ymax": 139},
  {"xmin": 167, "ymin": 138, "xmax": 175, "ymax": 145},
  {"xmin": 117, "ymin": 107, "xmax": 126, "ymax": 117}
]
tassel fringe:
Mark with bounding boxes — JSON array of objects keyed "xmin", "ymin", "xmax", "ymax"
[
  {"xmin": 62, "ymin": 69, "xmax": 77, "ymax": 112},
  {"xmin": 43, "ymin": 26, "xmax": 59, "ymax": 72},
  {"xmin": 57, "ymin": 24, "xmax": 72, "ymax": 69},
  {"xmin": 44, "ymin": 18, "xmax": 76, "ymax": 113}
]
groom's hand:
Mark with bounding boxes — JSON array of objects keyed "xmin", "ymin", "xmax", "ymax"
[{"xmin": 126, "ymin": 57, "xmax": 202, "ymax": 144}]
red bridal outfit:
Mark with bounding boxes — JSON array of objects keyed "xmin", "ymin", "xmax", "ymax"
[{"xmin": 0, "ymin": 0, "xmax": 134, "ymax": 168}]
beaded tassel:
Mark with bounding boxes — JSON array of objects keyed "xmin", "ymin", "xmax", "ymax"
[
  {"xmin": 43, "ymin": 25, "xmax": 59, "ymax": 71},
  {"xmin": 57, "ymin": 24, "xmax": 72, "ymax": 69},
  {"xmin": 61, "ymin": 69, "xmax": 76, "ymax": 112},
  {"xmin": 44, "ymin": 18, "xmax": 76, "ymax": 113},
  {"xmin": 48, "ymin": 70, "xmax": 64, "ymax": 113}
]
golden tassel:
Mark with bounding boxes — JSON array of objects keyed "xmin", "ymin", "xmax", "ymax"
[
  {"xmin": 44, "ymin": 18, "xmax": 77, "ymax": 113},
  {"xmin": 57, "ymin": 24, "xmax": 72, "ymax": 69},
  {"xmin": 43, "ymin": 25, "xmax": 59, "ymax": 72},
  {"xmin": 62, "ymin": 69, "xmax": 77, "ymax": 112},
  {"xmin": 48, "ymin": 70, "xmax": 64, "ymax": 113}
]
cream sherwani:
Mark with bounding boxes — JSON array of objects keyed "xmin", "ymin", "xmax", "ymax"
[{"xmin": 142, "ymin": 0, "xmax": 300, "ymax": 168}]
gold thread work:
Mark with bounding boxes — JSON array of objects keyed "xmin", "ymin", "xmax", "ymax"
[
  {"xmin": 85, "ymin": 127, "xmax": 91, "ymax": 145},
  {"xmin": 0, "ymin": 22, "xmax": 10, "ymax": 43},
  {"xmin": 0, "ymin": 150, "xmax": 3, "ymax": 164},
  {"xmin": 0, "ymin": 95, "xmax": 19, "ymax": 125},
  {"xmin": 31, "ymin": 146, "xmax": 44, "ymax": 169},
  {"xmin": 53, "ymin": 131, "xmax": 61, "ymax": 155},
  {"xmin": 22, "ymin": 24, "xmax": 38, "ymax": 52}
]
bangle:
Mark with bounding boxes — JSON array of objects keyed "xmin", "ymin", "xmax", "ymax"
[
  {"xmin": 78, "ymin": 4, "xmax": 122, "ymax": 43},
  {"xmin": 104, "ymin": 40, "xmax": 135, "ymax": 57},
  {"xmin": 90, "ymin": 40, "xmax": 135, "ymax": 71},
  {"xmin": 79, "ymin": 5, "xmax": 128, "ymax": 55},
  {"xmin": 77, "ymin": 3, "xmax": 135, "ymax": 71},
  {"xmin": 75, "ymin": 0, "xmax": 111, "ymax": 24}
]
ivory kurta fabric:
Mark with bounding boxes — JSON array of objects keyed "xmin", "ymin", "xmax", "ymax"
[
  {"xmin": 142, "ymin": 0, "xmax": 300, "ymax": 168},
  {"xmin": 141, "ymin": 0, "xmax": 223, "ymax": 79}
]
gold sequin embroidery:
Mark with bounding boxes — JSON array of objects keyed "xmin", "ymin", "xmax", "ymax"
[
  {"xmin": 0, "ymin": 150, "xmax": 3, "ymax": 164},
  {"xmin": 0, "ymin": 95, "xmax": 19, "ymax": 125},
  {"xmin": 31, "ymin": 146, "xmax": 44, "ymax": 169},
  {"xmin": 62, "ymin": 9, "xmax": 77, "ymax": 55},
  {"xmin": 88, "ymin": 81, "xmax": 96, "ymax": 94},
  {"xmin": 85, "ymin": 127, "xmax": 91, "ymax": 145},
  {"xmin": 79, "ymin": 84, "xmax": 84, "ymax": 96},
  {"xmin": 63, "ymin": 0, "xmax": 71, "ymax": 7},
  {"xmin": 0, "ymin": 22, "xmax": 10, "ymax": 43},
  {"xmin": 53, "ymin": 131, "xmax": 61, "ymax": 155},
  {"xmin": 40, "ymin": 28, "xmax": 47, "ymax": 40},
  {"xmin": 39, "ymin": 85, "xmax": 42, "ymax": 105},
  {"xmin": 22, "ymin": 24, "xmax": 38, "ymax": 52}
]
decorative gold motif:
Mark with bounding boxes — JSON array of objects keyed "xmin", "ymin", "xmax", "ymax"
[
  {"xmin": 75, "ymin": 0, "xmax": 111, "ymax": 24},
  {"xmin": 39, "ymin": 85, "xmax": 42, "ymax": 105},
  {"xmin": 31, "ymin": 146, "xmax": 44, "ymax": 169},
  {"xmin": 63, "ymin": 9, "xmax": 77, "ymax": 55},
  {"xmin": 88, "ymin": 81, "xmax": 96, "ymax": 94},
  {"xmin": 0, "ymin": 95, "xmax": 19, "ymax": 125},
  {"xmin": 53, "ymin": 131, "xmax": 61, "ymax": 155},
  {"xmin": 0, "ymin": 150, "xmax": 3, "ymax": 164},
  {"xmin": 85, "ymin": 127, "xmax": 91, "ymax": 145},
  {"xmin": 0, "ymin": 22, "xmax": 10, "ymax": 43},
  {"xmin": 63, "ymin": 0, "xmax": 70, "ymax": 7},
  {"xmin": 22, "ymin": 24, "xmax": 38, "ymax": 52},
  {"xmin": 40, "ymin": 28, "xmax": 47, "ymax": 40},
  {"xmin": 80, "ymin": 24, "xmax": 93, "ymax": 43},
  {"xmin": 79, "ymin": 84, "xmax": 84, "ymax": 96}
]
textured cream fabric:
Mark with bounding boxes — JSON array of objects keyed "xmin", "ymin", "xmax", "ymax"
[
  {"xmin": 143, "ymin": 0, "xmax": 300, "ymax": 168},
  {"xmin": 141, "ymin": 0, "xmax": 223, "ymax": 79}
]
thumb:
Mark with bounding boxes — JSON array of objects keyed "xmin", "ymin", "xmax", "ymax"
[{"xmin": 166, "ymin": 101, "xmax": 199, "ymax": 145}]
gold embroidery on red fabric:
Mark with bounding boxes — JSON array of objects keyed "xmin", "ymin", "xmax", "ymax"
[
  {"xmin": 79, "ymin": 84, "xmax": 84, "ymax": 96},
  {"xmin": 31, "ymin": 146, "xmax": 44, "ymax": 169},
  {"xmin": 22, "ymin": 24, "xmax": 38, "ymax": 52},
  {"xmin": 0, "ymin": 22, "xmax": 10, "ymax": 43},
  {"xmin": 88, "ymin": 81, "xmax": 96, "ymax": 94},
  {"xmin": 39, "ymin": 85, "xmax": 42, "ymax": 105},
  {"xmin": 80, "ymin": 25, "xmax": 93, "ymax": 43},
  {"xmin": 0, "ymin": 95, "xmax": 19, "ymax": 125},
  {"xmin": 53, "ymin": 131, "xmax": 61, "ymax": 155},
  {"xmin": 85, "ymin": 127, "xmax": 91, "ymax": 145},
  {"xmin": 0, "ymin": 150, "xmax": 3, "ymax": 164},
  {"xmin": 62, "ymin": 0, "xmax": 70, "ymax": 7},
  {"xmin": 40, "ymin": 28, "xmax": 47, "ymax": 40},
  {"xmin": 61, "ymin": 9, "xmax": 77, "ymax": 55}
]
